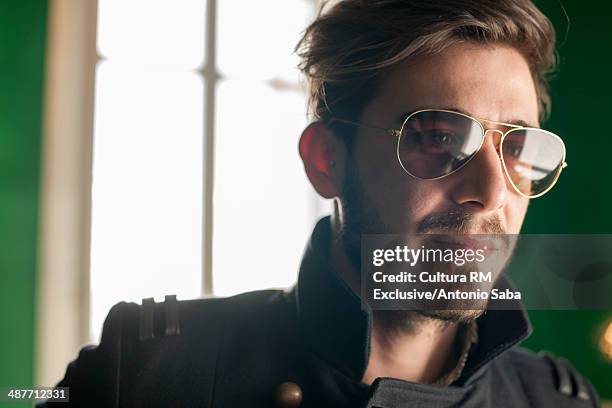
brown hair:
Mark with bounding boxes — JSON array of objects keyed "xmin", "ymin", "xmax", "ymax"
[{"xmin": 296, "ymin": 0, "xmax": 557, "ymax": 148}]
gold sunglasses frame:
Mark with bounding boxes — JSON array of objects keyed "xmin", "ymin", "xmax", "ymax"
[{"xmin": 330, "ymin": 108, "xmax": 568, "ymax": 199}]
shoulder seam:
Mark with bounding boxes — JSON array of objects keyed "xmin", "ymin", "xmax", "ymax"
[
  {"xmin": 137, "ymin": 295, "xmax": 182, "ymax": 342},
  {"xmin": 539, "ymin": 351, "xmax": 592, "ymax": 402}
]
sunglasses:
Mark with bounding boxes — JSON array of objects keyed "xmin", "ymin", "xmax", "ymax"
[{"xmin": 330, "ymin": 109, "xmax": 567, "ymax": 198}]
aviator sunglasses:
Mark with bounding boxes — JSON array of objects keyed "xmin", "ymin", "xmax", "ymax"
[{"xmin": 331, "ymin": 109, "xmax": 567, "ymax": 198}]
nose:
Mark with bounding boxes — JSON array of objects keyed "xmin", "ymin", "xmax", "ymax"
[{"xmin": 449, "ymin": 129, "xmax": 508, "ymax": 213}]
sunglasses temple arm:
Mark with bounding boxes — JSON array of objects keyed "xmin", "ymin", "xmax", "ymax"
[{"xmin": 328, "ymin": 118, "xmax": 399, "ymax": 137}]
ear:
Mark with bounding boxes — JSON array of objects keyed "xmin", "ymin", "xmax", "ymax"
[{"xmin": 299, "ymin": 122, "xmax": 345, "ymax": 199}]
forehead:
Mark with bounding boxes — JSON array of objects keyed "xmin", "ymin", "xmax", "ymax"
[{"xmin": 368, "ymin": 42, "xmax": 540, "ymax": 127}]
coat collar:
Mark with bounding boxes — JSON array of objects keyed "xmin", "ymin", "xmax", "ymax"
[{"xmin": 295, "ymin": 216, "xmax": 532, "ymax": 385}]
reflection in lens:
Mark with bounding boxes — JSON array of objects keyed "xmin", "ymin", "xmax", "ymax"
[
  {"xmin": 502, "ymin": 129, "xmax": 564, "ymax": 196},
  {"xmin": 398, "ymin": 111, "xmax": 483, "ymax": 179}
]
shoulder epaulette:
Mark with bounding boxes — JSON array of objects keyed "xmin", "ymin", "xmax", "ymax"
[
  {"xmin": 539, "ymin": 351, "xmax": 591, "ymax": 402},
  {"xmin": 138, "ymin": 294, "xmax": 181, "ymax": 341}
]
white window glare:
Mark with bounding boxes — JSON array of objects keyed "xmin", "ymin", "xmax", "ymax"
[
  {"xmin": 97, "ymin": 0, "xmax": 206, "ymax": 69},
  {"xmin": 217, "ymin": 0, "xmax": 314, "ymax": 81},
  {"xmin": 212, "ymin": 80, "xmax": 318, "ymax": 297},
  {"xmin": 89, "ymin": 62, "xmax": 204, "ymax": 341}
]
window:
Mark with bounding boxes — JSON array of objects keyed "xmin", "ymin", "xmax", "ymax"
[{"xmin": 89, "ymin": 0, "xmax": 326, "ymax": 341}]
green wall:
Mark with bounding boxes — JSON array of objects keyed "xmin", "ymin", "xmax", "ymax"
[
  {"xmin": 521, "ymin": 0, "xmax": 612, "ymax": 399},
  {"xmin": 0, "ymin": 0, "xmax": 47, "ymax": 401}
]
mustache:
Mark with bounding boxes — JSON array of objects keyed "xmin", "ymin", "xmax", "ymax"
[{"xmin": 417, "ymin": 209, "xmax": 505, "ymax": 234}]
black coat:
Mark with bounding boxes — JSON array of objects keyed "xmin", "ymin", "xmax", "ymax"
[{"xmin": 39, "ymin": 217, "xmax": 601, "ymax": 407}]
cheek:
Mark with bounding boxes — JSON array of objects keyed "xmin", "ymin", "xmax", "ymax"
[
  {"xmin": 352, "ymin": 134, "xmax": 401, "ymax": 197},
  {"xmin": 354, "ymin": 136, "xmax": 490, "ymax": 232},
  {"xmin": 396, "ymin": 184, "xmax": 447, "ymax": 229},
  {"xmin": 355, "ymin": 143, "xmax": 447, "ymax": 230}
]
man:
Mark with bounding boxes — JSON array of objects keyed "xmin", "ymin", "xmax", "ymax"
[{"xmin": 41, "ymin": 0, "xmax": 600, "ymax": 407}]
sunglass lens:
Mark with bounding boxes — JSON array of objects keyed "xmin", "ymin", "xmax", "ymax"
[
  {"xmin": 397, "ymin": 110, "xmax": 483, "ymax": 178},
  {"xmin": 501, "ymin": 129, "xmax": 565, "ymax": 197}
]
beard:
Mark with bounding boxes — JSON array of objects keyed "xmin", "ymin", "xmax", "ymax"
[{"xmin": 337, "ymin": 157, "xmax": 506, "ymax": 326}]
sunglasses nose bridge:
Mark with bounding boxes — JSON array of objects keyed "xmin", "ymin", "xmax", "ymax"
[
  {"xmin": 483, "ymin": 128, "xmax": 504, "ymax": 139},
  {"xmin": 482, "ymin": 128, "xmax": 504, "ymax": 152}
]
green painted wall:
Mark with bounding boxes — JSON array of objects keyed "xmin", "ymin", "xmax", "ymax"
[
  {"xmin": 0, "ymin": 0, "xmax": 47, "ymax": 404},
  {"xmin": 521, "ymin": 0, "xmax": 612, "ymax": 399}
]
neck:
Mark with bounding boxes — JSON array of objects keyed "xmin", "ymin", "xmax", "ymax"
[
  {"xmin": 363, "ymin": 313, "xmax": 460, "ymax": 384},
  {"xmin": 330, "ymin": 210, "xmax": 461, "ymax": 385}
]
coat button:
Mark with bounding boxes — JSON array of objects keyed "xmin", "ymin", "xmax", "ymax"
[{"xmin": 275, "ymin": 382, "xmax": 302, "ymax": 408}]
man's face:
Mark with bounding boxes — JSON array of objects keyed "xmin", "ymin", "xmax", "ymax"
[
  {"xmin": 339, "ymin": 42, "xmax": 536, "ymax": 241},
  {"xmin": 336, "ymin": 43, "xmax": 538, "ymax": 320}
]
